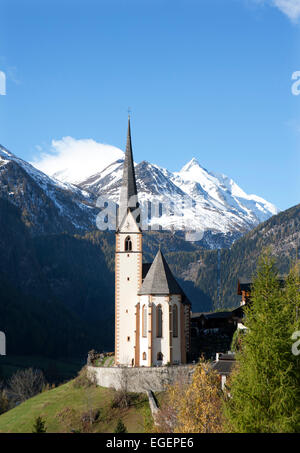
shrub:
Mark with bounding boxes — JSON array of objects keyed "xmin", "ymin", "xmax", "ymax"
[
  {"xmin": 114, "ymin": 418, "xmax": 128, "ymax": 433},
  {"xmin": 32, "ymin": 416, "xmax": 47, "ymax": 433},
  {"xmin": 110, "ymin": 389, "xmax": 133, "ymax": 409},
  {"xmin": 81, "ymin": 409, "xmax": 100, "ymax": 425}
]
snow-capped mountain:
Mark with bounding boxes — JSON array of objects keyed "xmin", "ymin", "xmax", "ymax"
[
  {"xmin": 0, "ymin": 145, "xmax": 98, "ymax": 235},
  {"xmin": 171, "ymin": 158, "xmax": 278, "ymax": 229},
  {"xmin": 76, "ymin": 154, "xmax": 278, "ymax": 241},
  {"xmin": 0, "ymin": 142, "xmax": 278, "ymax": 247}
]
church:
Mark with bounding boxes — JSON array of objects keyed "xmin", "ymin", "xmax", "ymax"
[{"xmin": 115, "ymin": 117, "xmax": 191, "ymax": 367}]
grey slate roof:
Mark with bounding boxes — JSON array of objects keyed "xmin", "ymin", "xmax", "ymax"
[
  {"xmin": 205, "ymin": 311, "xmax": 233, "ymax": 320},
  {"xmin": 191, "ymin": 311, "xmax": 233, "ymax": 320},
  {"xmin": 142, "ymin": 263, "xmax": 152, "ymax": 280},
  {"xmin": 237, "ymin": 277, "xmax": 253, "ymax": 294},
  {"xmin": 212, "ymin": 360, "xmax": 235, "ymax": 376},
  {"xmin": 118, "ymin": 116, "xmax": 139, "ymax": 226},
  {"xmin": 217, "ymin": 353, "xmax": 235, "ymax": 361},
  {"xmin": 139, "ymin": 249, "xmax": 184, "ymax": 296},
  {"xmin": 211, "ymin": 353, "xmax": 236, "ymax": 376}
]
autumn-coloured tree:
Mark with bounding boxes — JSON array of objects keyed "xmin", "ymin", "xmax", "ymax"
[
  {"xmin": 154, "ymin": 379, "xmax": 187, "ymax": 433},
  {"xmin": 155, "ymin": 361, "xmax": 224, "ymax": 433}
]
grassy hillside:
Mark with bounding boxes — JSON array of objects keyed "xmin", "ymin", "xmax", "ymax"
[{"xmin": 0, "ymin": 379, "xmax": 149, "ymax": 433}]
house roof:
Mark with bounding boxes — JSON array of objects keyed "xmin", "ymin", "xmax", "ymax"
[
  {"xmin": 139, "ymin": 249, "xmax": 188, "ymax": 299},
  {"xmin": 237, "ymin": 275, "xmax": 287, "ymax": 295},
  {"xmin": 231, "ymin": 305, "xmax": 245, "ymax": 319},
  {"xmin": 212, "ymin": 353, "xmax": 236, "ymax": 376},
  {"xmin": 212, "ymin": 359, "xmax": 235, "ymax": 376},
  {"xmin": 191, "ymin": 312, "xmax": 206, "ymax": 318},
  {"xmin": 204, "ymin": 311, "xmax": 234, "ymax": 320},
  {"xmin": 237, "ymin": 277, "xmax": 253, "ymax": 294},
  {"xmin": 217, "ymin": 353, "xmax": 235, "ymax": 361},
  {"xmin": 191, "ymin": 311, "xmax": 233, "ymax": 320}
]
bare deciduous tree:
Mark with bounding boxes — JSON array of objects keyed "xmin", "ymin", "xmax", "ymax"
[
  {"xmin": 9, "ymin": 368, "xmax": 45, "ymax": 403},
  {"xmin": 0, "ymin": 380, "xmax": 9, "ymax": 414}
]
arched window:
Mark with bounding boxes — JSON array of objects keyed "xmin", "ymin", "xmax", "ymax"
[
  {"xmin": 142, "ymin": 352, "xmax": 147, "ymax": 361},
  {"xmin": 157, "ymin": 352, "xmax": 163, "ymax": 361},
  {"xmin": 125, "ymin": 236, "xmax": 132, "ymax": 252},
  {"xmin": 173, "ymin": 305, "xmax": 178, "ymax": 338},
  {"xmin": 156, "ymin": 305, "xmax": 163, "ymax": 338},
  {"xmin": 142, "ymin": 305, "xmax": 147, "ymax": 337}
]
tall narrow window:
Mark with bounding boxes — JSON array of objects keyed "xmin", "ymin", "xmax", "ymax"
[
  {"xmin": 173, "ymin": 305, "xmax": 178, "ymax": 338},
  {"xmin": 142, "ymin": 305, "xmax": 147, "ymax": 337},
  {"xmin": 142, "ymin": 352, "xmax": 147, "ymax": 361},
  {"xmin": 157, "ymin": 352, "xmax": 163, "ymax": 361},
  {"xmin": 125, "ymin": 236, "xmax": 132, "ymax": 251},
  {"xmin": 156, "ymin": 305, "xmax": 163, "ymax": 338}
]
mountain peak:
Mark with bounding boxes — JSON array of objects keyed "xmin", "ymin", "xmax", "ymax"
[{"xmin": 180, "ymin": 157, "xmax": 203, "ymax": 173}]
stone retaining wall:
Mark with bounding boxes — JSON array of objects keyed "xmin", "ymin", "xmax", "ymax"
[
  {"xmin": 146, "ymin": 390, "xmax": 159, "ymax": 423},
  {"xmin": 87, "ymin": 365, "xmax": 195, "ymax": 393}
]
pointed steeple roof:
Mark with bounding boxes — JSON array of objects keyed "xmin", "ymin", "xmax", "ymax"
[
  {"xmin": 118, "ymin": 116, "xmax": 139, "ymax": 227},
  {"xmin": 138, "ymin": 248, "xmax": 183, "ymax": 296},
  {"xmin": 119, "ymin": 116, "xmax": 138, "ymax": 207}
]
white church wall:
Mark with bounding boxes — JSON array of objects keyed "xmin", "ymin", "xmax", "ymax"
[
  {"xmin": 116, "ymin": 210, "xmax": 142, "ymax": 366},
  {"xmin": 152, "ymin": 296, "xmax": 171, "ymax": 366},
  {"xmin": 170, "ymin": 296, "xmax": 182, "ymax": 364},
  {"xmin": 116, "ymin": 250, "xmax": 141, "ymax": 366},
  {"xmin": 139, "ymin": 295, "xmax": 149, "ymax": 366}
]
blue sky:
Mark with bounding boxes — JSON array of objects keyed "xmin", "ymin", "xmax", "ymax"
[{"xmin": 0, "ymin": 0, "xmax": 299, "ymax": 210}]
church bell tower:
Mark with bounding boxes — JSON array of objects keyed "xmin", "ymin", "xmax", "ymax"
[{"xmin": 115, "ymin": 116, "xmax": 142, "ymax": 366}]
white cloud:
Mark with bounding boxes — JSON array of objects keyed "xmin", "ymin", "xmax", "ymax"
[
  {"xmin": 254, "ymin": 0, "xmax": 300, "ymax": 22},
  {"xmin": 273, "ymin": 0, "xmax": 300, "ymax": 21},
  {"xmin": 31, "ymin": 136, "xmax": 124, "ymax": 184}
]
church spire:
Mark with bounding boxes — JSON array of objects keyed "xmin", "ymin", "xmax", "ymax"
[
  {"xmin": 118, "ymin": 115, "xmax": 139, "ymax": 226},
  {"xmin": 124, "ymin": 115, "xmax": 137, "ymax": 201}
]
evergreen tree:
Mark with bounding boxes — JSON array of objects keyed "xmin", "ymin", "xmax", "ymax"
[
  {"xmin": 32, "ymin": 416, "xmax": 47, "ymax": 433},
  {"xmin": 114, "ymin": 418, "xmax": 128, "ymax": 433},
  {"xmin": 224, "ymin": 253, "xmax": 300, "ymax": 432},
  {"xmin": 230, "ymin": 328, "xmax": 245, "ymax": 352}
]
